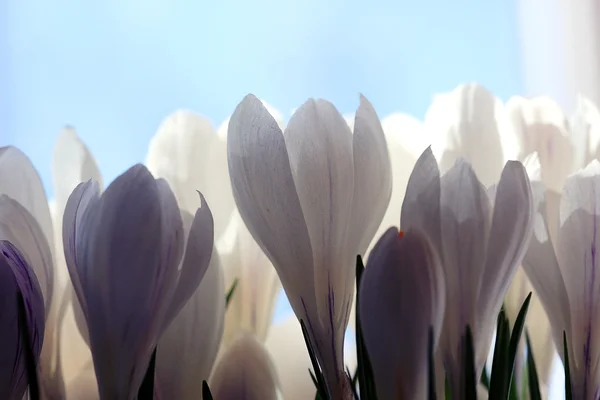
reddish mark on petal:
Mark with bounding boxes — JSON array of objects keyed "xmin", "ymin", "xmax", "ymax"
[{"xmin": 398, "ymin": 230, "xmax": 405, "ymax": 239}]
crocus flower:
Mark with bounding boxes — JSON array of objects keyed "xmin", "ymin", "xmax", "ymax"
[
  {"xmin": 359, "ymin": 227, "xmax": 445, "ymax": 400},
  {"xmin": 0, "ymin": 240, "xmax": 45, "ymax": 399},
  {"xmin": 402, "ymin": 148, "xmax": 534, "ymax": 398},
  {"xmin": 210, "ymin": 333, "xmax": 279, "ymax": 400},
  {"xmin": 0, "ymin": 146, "xmax": 60, "ymax": 398},
  {"xmin": 156, "ymin": 244, "xmax": 225, "ymax": 399},
  {"xmin": 43, "ymin": 126, "xmax": 104, "ymax": 398},
  {"xmin": 146, "ymin": 110, "xmax": 234, "ymax": 240},
  {"xmin": 227, "ymin": 94, "xmax": 391, "ymax": 398},
  {"xmin": 63, "ymin": 164, "xmax": 214, "ymax": 399},
  {"xmin": 522, "ymin": 161, "xmax": 600, "ymax": 398},
  {"xmin": 220, "ymin": 211, "xmax": 280, "ymax": 347}
]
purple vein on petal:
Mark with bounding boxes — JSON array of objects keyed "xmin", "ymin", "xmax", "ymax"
[
  {"xmin": 327, "ymin": 273, "xmax": 338, "ymax": 374},
  {"xmin": 301, "ymin": 297, "xmax": 324, "ymax": 369},
  {"xmin": 585, "ymin": 194, "xmax": 598, "ymax": 398}
]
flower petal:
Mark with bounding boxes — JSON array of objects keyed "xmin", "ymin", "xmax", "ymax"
[
  {"xmin": 0, "ymin": 146, "xmax": 54, "ymax": 252},
  {"xmin": 438, "ymin": 159, "xmax": 491, "ymax": 374},
  {"xmin": 0, "ymin": 196, "xmax": 54, "ymax": 313},
  {"xmin": 348, "ymin": 94, "xmax": 392, "ymax": 255},
  {"xmin": 162, "ymin": 191, "xmax": 214, "ymax": 331},
  {"xmin": 146, "ymin": 110, "xmax": 234, "ymax": 239},
  {"xmin": 426, "ymin": 84, "xmax": 506, "ymax": 187},
  {"xmin": 227, "ymin": 94, "xmax": 315, "ymax": 321},
  {"xmin": 210, "ymin": 333, "xmax": 279, "ymax": 400},
  {"xmin": 400, "ymin": 147, "xmax": 442, "ymax": 251},
  {"xmin": 556, "ymin": 160, "xmax": 600, "ymax": 390},
  {"xmin": 156, "ymin": 248, "xmax": 225, "ymax": 400},
  {"xmin": 0, "ymin": 240, "xmax": 45, "ymax": 399},
  {"xmin": 222, "ymin": 211, "xmax": 280, "ymax": 346},
  {"xmin": 70, "ymin": 165, "xmax": 184, "ymax": 399},
  {"xmin": 477, "ymin": 161, "xmax": 534, "ymax": 364},
  {"xmin": 359, "ymin": 227, "xmax": 444, "ymax": 400},
  {"xmin": 506, "ymin": 96, "xmax": 573, "ymax": 192},
  {"xmin": 52, "ymin": 127, "xmax": 103, "ymax": 212},
  {"xmin": 284, "ymin": 98, "xmax": 355, "ymax": 326}
]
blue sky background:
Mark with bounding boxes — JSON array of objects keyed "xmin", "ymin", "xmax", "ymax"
[{"xmin": 2, "ymin": 0, "xmax": 523, "ymax": 195}]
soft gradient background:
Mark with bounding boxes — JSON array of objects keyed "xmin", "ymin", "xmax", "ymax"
[{"xmin": 3, "ymin": 0, "xmax": 569, "ymax": 397}]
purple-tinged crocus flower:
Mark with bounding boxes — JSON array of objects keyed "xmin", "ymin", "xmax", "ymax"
[
  {"xmin": 522, "ymin": 160, "xmax": 600, "ymax": 399},
  {"xmin": 227, "ymin": 94, "xmax": 392, "ymax": 398},
  {"xmin": 63, "ymin": 164, "xmax": 214, "ymax": 399},
  {"xmin": 359, "ymin": 227, "xmax": 445, "ymax": 400},
  {"xmin": 0, "ymin": 240, "xmax": 45, "ymax": 400},
  {"xmin": 401, "ymin": 148, "xmax": 534, "ymax": 398}
]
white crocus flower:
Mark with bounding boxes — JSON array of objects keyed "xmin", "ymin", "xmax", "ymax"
[
  {"xmin": 227, "ymin": 94, "xmax": 392, "ymax": 398},
  {"xmin": 402, "ymin": 148, "xmax": 534, "ymax": 398},
  {"xmin": 523, "ymin": 161, "xmax": 600, "ymax": 399},
  {"xmin": 63, "ymin": 165, "xmax": 215, "ymax": 399},
  {"xmin": 221, "ymin": 211, "xmax": 280, "ymax": 348},
  {"xmin": 48, "ymin": 127, "xmax": 104, "ymax": 396},
  {"xmin": 146, "ymin": 110, "xmax": 234, "ymax": 240}
]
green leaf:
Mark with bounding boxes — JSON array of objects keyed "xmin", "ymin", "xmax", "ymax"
[
  {"xmin": 525, "ymin": 331, "xmax": 542, "ymax": 400},
  {"xmin": 506, "ymin": 292, "xmax": 532, "ymax": 398},
  {"xmin": 225, "ymin": 278, "xmax": 239, "ymax": 308},
  {"xmin": 463, "ymin": 325, "xmax": 477, "ymax": 400},
  {"xmin": 428, "ymin": 327, "xmax": 437, "ymax": 400},
  {"xmin": 300, "ymin": 319, "xmax": 329, "ymax": 399},
  {"xmin": 355, "ymin": 255, "xmax": 378, "ymax": 400},
  {"xmin": 138, "ymin": 347, "xmax": 157, "ymax": 400},
  {"xmin": 563, "ymin": 331, "xmax": 572, "ymax": 400},
  {"xmin": 480, "ymin": 367, "xmax": 490, "ymax": 391},
  {"xmin": 202, "ymin": 380, "xmax": 214, "ymax": 400},
  {"xmin": 18, "ymin": 291, "xmax": 39, "ymax": 400},
  {"xmin": 489, "ymin": 309, "xmax": 510, "ymax": 400}
]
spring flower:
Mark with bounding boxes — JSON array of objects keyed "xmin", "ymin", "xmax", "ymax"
[
  {"xmin": 210, "ymin": 333, "xmax": 279, "ymax": 400},
  {"xmin": 156, "ymin": 246, "xmax": 225, "ymax": 399},
  {"xmin": 220, "ymin": 211, "xmax": 280, "ymax": 347},
  {"xmin": 522, "ymin": 160, "xmax": 600, "ymax": 398},
  {"xmin": 359, "ymin": 227, "xmax": 445, "ymax": 399},
  {"xmin": 402, "ymin": 148, "xmax": 534, "ymax": 398},
  {"xmin": 146, "ymin": 110, "xmax": 234, "ymax": 240},
  {"xmin": 63, "ymin": 164, "xmax": 214, "ymax": 399},
  {"xmin": 0, "ymin": 240, "xmax": 45, "ymax": 399},
  {"xmin": 227, "ymin": 94, "xmax": 391, "ymax": 398}
]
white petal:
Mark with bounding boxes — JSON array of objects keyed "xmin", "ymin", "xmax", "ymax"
[
  {"xmin": 52, "ymin": 127, "xmax": 103, "ymax": 213},
  {"xmin": 227, "ymin": 94, "xmax": 315, "ymax": 322},
  {"xmin": 426, "ymin": 84, "xmax": 506, "ymax": 187},
  {"xmin": 284, "ymin": 98, "xmax": 355, "ymax": 326},
  {"xmin": 556, "ymin": 160, "xmax": 600, "ymax": 388},
  {"xmin": 156, "ymin": 249, "xmax": 225, "ymax": 400},
  {"xmin": 477, "ymin": 161, "xmax": 534, "ymax": 365},
  {"xmin": 265, "ymin": 316, "xmax": 314, "ymax": 400},
  {"xmin": 522, "ymin": 190, "xmax": 571, "ymax": 361},
  {"xmin": 146, "ymin": 110, "xmax": 234, "ymax": 239},
  {"xmin": 400, "ymin": 147, "xmax": 442, "ymax": 251},
  {"xmin": 570, "ymin": 96, "xmax": 600, "ymax": 168},
  {"xmin": 0, "ymin": 196, "xmax": 54, "ymax": 312},
  {"xmin": 163, "ymin": 191, "xmax": 214, "ymax": 331},
  {"xmin": 221, "ymin": 211, "xmax": 280, "ymax": 346},
  {"xmin": 359, "ymin": 227, "xmax": 444, "ymax": 399},
  {"xmin": 0, "ymin": 146, "xmax": 54, "ymax": 255},
  {"xmin": 438, "ymin": 159, "xmax": 491, "ymax": 375},
  {"xmin": 506, "ymin": 96, "xmax": 573, "ymax": 192},
  {"xmin": 210, "ymin": 334, "xmax": 278, "ymax": 400},
  {"xmin": 348, "ymin": 94, "xmax": 392, "ymax": 255}
]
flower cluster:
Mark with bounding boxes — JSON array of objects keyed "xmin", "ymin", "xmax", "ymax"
[{"xmin": 0, "ymin": 83, "xmax": 597, "ymax": 400}]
